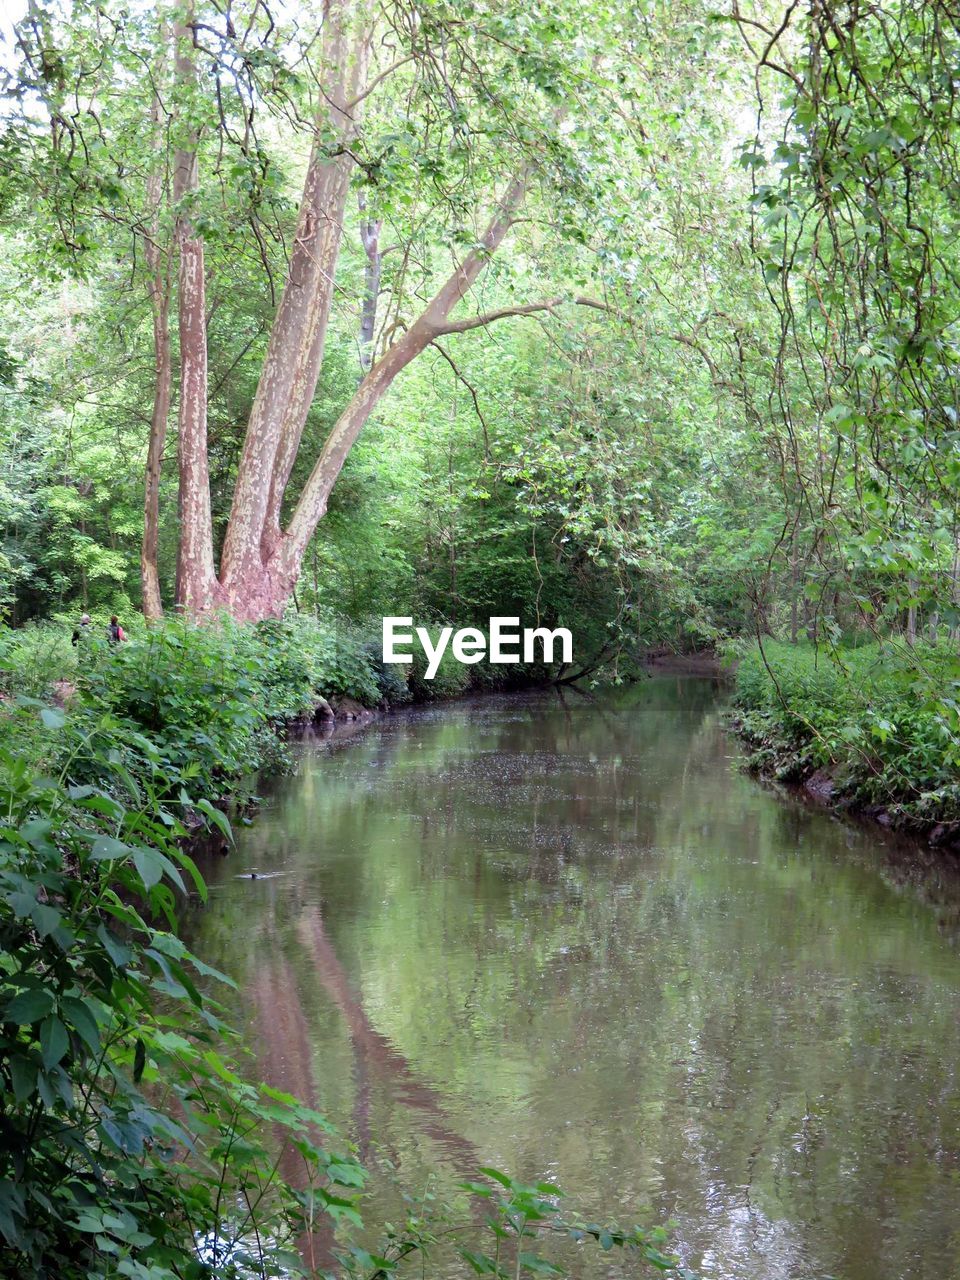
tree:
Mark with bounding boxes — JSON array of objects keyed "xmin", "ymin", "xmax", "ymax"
[
  {"xmin": 9, "ymin": 0, "xmax": 654, "ymax": 620},
  {"xmin": 175, "ymin": 0, "xmax": 617, "ymax": 620}
]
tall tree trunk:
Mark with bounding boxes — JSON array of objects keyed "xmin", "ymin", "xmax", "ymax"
[
  {"xmin": 219, "ymin": 2, "xmax": 373, "ymax": 588},
  {"xmin": 176, "ymin": 0, "xmax": 537, "ymax": 622},
  {"xmin": 173, "ymin": 5, "xmax": 216, "ymax": 612},
  {"xmin": 141, "ymin": 76, "xmax": 171, "ymax": 622},
  {"xmin": 252, "ymin": 174, "xmax": 530, "ymax": 615}
]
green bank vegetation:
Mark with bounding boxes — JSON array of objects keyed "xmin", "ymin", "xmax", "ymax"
[
  {"xmin": 734, "ymin": 641, "xmax": 960, "ymax": 836},
  {"xmin": 0, "ymin": 634, "xmax": 694, "ymax": 1277},
  {"xmin": 3, "ymin": 0, "xmax": 960, "ymax": 1273}
]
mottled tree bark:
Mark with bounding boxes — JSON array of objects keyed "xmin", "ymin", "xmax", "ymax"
[
  {"xmin": 172, "ymin": 5, "xmax": 216, "ymax": 613},
  {"xmin": 261, "ymin": 175, "xmax": 530, "ymax": 614},
  {"xmin": 141, "ymin": 78, "xmax": 171, "ymax": 622},
  {"xmin": 169, "ymin": 0, "xmax": 538, "ymax": 621},
  {"xmin": 219, "ymin": 1, "xmax": 372, "ymax": 586}
]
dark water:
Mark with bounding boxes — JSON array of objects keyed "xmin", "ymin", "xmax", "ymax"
[{"xmin": 188, "ymin": 678, "xmax": 960, "ymax": 1280}]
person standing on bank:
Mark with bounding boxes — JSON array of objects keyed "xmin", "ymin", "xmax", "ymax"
[{"xmin": 71, "ymin": 613, "xmax": 92, "ymax": 646}]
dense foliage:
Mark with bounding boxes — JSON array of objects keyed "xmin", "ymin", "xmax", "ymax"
[
  {"xmin": 0, "ymin": 0, "xmax": 772, "ymax": 658},
  {"xmin": 0, "ymin": 615, "xmax": 385, "ymax": 791},
  {"xmin": 0, "ymin": 708, "xmax": 366, "ymax": 1277},
  {"xmin": 734, "ymin": 640, "xmax": 960, "ymax": 832},
  {"xmin": 2, "ymin": 1, "xmax": 958, "ymax": 670},
  {"xmin": 3, "ymin": 0, "xmax": 960, "ymax": 1273}
]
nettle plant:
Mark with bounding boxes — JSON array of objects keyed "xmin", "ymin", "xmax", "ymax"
[{"xmin": 0, "ymin": 707, "xmax": 366, "ymax": 1279}]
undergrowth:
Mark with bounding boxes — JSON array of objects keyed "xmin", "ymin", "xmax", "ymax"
[{"xmin": 733, "ymin": 639, "xmax": 960, "ymax": 827}]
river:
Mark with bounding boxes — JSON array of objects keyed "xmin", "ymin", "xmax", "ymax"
[{"xmin": 187, "ymin": 676, "xmax": 960, "ymax": 1280}]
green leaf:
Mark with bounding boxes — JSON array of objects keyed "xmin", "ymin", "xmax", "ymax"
[
  {"xmin": 6, "ymin": 987, "xmax": 55, "ymax": 1024},
  {"xmin": 89, "ymin": 836, "xmax": 129, "ymax": 861},
  {"xmin": 460, "ymin": 1249, "xmax": 502, "ymax": 1276},
  {"xmin": 196, "ymin": 797, "xmax": 233, "ymax": 844},
  {"xmin": 97, "ymin": 923, "xmax": 132, "ymax": 968},
  {"xmin": 60, "ymin": 995, "xmax": 100, "ymax": 1052},
  {"xmin": 132, "ymin": 847, "xmax": 164, "ymax": 890},
  {"xmin": 40, "ymin": 707, "xmax": 65, "ymax": 730},
  {"xmin": 0, "ymin": 1180, "xmax": 26, "ymax": 1245},
  {"xmin": 31, "ymin": 901, "xmax": 62, "ymax": 938},
  {"xmin": 9, "ymin": 1056, "xmax": 36, "ymax": 1104},
  {"xmin": 40, "ymin": 1015, "xmax": 69, "ymax": 1068}
]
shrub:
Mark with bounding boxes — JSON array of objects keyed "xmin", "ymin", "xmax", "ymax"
[
  {"xmin": 407, "ymin": 626, "xmax": 472, "ymax": 702},
  {"xmin": 734, "ymin": 639, "xmax": 960, "ymax": 820},
  {"xmin": 0, "ymin": 707, "xmax": 365, "ymax": 1278},
  {"xmin": 362, "ymin": 638, "xmax": 412, "ymax": 706},
  {"xmin": 287, "ymin": 614, "xmax": 381, "ymax": 707},
  {"xmin": 0, "ymin": 622, "xmax": 77, "ymax": 700},
  {"xmin": 74, "ymin": 619, "xmax": 277, "ymax": 802},
  {"xmin": 69, "ymin": 615, "xmax": 387, "ymax": 804}
]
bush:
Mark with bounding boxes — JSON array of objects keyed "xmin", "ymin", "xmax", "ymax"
[
  {"xmin": 0, "ymin": 622, "xmax": 77, "ymax": 699},
  {"xmin": 0, "ymin": 708, "xmax": 365, "ymax": 1277},
  {"xmin": 74, "ymin": 619, "xmax": 279, "ymax": 802},
  {"xmin": 407, "ymin": 626, "xmax": 472, "ymax": 702},
  {"xmin": 67, "ymin": 615, "xmax": 388, "ymax": 804},
  {"xmin": 362, "ymin": 638, "xmax": 412, "ymax": 706},
  {"xmin": 734, "ymin": 639, "xmax": 960, "ymax": 821},
  {"xmin": 286, "ymin": 614, "xmax": 381, "ymax": 707}
]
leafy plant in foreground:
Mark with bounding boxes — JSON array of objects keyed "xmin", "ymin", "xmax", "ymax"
[{"xmin": 0, "ymin": 706, "xmax": 366, "ymax": 1278}]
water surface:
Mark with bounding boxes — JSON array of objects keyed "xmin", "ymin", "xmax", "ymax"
[{"xmin": 189, "ymin": 678, "xmax": 960, "ymax": 1280}]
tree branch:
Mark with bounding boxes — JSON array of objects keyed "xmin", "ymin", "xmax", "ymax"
[
  {"xmin": 345, "ymin": 53, "xmax": 417, "ymax": 110},
  {"xmin": 430, "ymin": 339, "xmax": 491, "ymax": 460},
  {"xmin": 435, "ymin": 293, "xmax": 617, "ymax": 335}
]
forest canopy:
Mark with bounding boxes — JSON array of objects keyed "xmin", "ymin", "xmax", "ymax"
[
  {"xmin": 4, "ymin": 3, "xmax": 960, "ymax": 1277},
  {"xmin": 0, "ymin": 0, "xmax": 958, "ymax": 673}
]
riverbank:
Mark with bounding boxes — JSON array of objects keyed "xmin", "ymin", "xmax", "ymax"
[
  {"xmin": 641, "ymin": 648, "xmax": 727, "ymax": 677},
  {"xmin": 0, "ymin": 614, "xmax": 533, "ymax": 818},
  {"xmin": 731, "ymin": 639, "xmax": 960, "ymax": 850}
]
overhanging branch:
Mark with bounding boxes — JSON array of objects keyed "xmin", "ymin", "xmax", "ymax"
[{"xmin": 434, "ymin": 294, "xmax": 617, "ymax": 335}]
